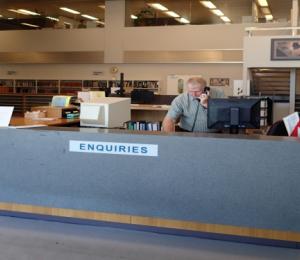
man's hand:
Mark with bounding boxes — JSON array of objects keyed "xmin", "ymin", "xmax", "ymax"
[{"xmin": 199, "ymin": 93, "xmax": 209, "ymax": 108}]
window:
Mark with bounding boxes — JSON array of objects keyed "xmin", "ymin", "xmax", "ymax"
[
  {"xmin": 125, "ymin": 0, "xmax": 292, "ymax": 27},
  {"xmin": 0, "ymin": 0, "xmax": 105, "ymax": 30}
]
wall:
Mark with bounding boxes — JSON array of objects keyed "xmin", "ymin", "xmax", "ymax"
[
  {"xmin": 244, "ymin": 35, "xmax": 300, "ymax": 68},
  {"xmin": 0, "ymin": 63, "xmax": 241, "ymax": 95}
]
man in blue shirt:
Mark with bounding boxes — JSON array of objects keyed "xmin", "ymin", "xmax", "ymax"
[{"xmin": 162, "ymin": 77, "xmax": 224, "ymax": 132}]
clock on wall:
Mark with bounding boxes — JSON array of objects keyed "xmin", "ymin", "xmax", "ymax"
[{"xmin": 110, "ymin": 66, "xmax": 119, "ymax": 74}]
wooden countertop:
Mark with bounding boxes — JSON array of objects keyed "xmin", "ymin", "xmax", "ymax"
[
  {"xmin": 10, "ymin": 117, "xmax": 80, "ymax": 127},
  {"xmin": 130, "ymin": 104, "xmax": 170, "ymax": 111}
]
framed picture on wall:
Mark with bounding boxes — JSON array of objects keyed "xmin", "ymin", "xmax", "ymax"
[
  {"xmin": 209, "ymin": 78, "xmax": 230, "ymax": 87},
  {"xmin": 271, "ymin": 38, "xmax": 300, "ymax": 60}
]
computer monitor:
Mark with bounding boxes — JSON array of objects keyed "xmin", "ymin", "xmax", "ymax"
[
  {"xmin": 80, "ymin": 97, "xmax": 131, "ymax": 128},
  {"xmin": 208, "ymin": 98, "xmax": 261, "ymax": 134}
]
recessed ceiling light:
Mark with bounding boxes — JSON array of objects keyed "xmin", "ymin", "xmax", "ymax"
[
  {"xmin": 7, "ymin": 17, "xmax": 14, "ymax": 20},
  {"xmin": 175, "ymin": 17, "xmax": 190, "ymax": 24},
  {"xmin": 147, "ymin": 3, "xmax": 168, "ymax": 11},
  {"xmin": 81, "ymin": 14, "xmax": 98, "ymax": 20},
  {"xmin": 18, "ymin": 9, "xmax": 40, "ymax": 15},
  {"xmin": 165, "ymin": 11, "xmax": 180, "ymax": 18},
  {"xmin": 257, "ymin": 0, "xmax": 268, "ymax": 7},
  {"xmin": 8, "ymin": 9, "xmax": 40, "ymax": 15},
  {"xmin": 60, "ymin": 7, "xmax": 80, "ymax": 15},
  {"xmin": 220, "ymin": 16, "xmax": 231, "ymax": 22},
  {"xmin": 21, "ymin": 22, "xmax": 39, "ymax": 28},
  {"xmin": 131, "ymin": 14, "xmax": 138, "ymax": 19},
  {"xmin": 46, "ymin": 16, "xmax": 59, "ymax": 21},
  {"xmin": 211, "ymin": 9, "xmax": 224, "ymax": 16},
  {"xmin": 265, "ymin": 14, "xmax": 273, "ymax": 21},
  {"xmin": 200, "ymin": 1, "xmax": 216, "ymax": 9},
  {"xmin": 95, "ymin": 21, "xmax": 105, "ymax": 25},
  {"xmin": 98, "ymin": 5, "xmax": 105, "ymax": 9}
]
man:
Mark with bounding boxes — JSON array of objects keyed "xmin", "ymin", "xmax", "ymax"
[{"xmin": 162, "ymin": 77, "xmax": 224, "ymax": 133}]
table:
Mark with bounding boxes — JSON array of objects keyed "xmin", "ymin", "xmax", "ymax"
[{"xmin": 10, "ymin": 117, "xmax": 80, "ymax": 127}]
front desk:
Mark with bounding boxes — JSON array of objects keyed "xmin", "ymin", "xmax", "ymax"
[{"xmin": 0, "ymin": 128, "xmax": 299, "ymax": 248}]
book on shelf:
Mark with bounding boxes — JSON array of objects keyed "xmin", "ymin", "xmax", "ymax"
[{"xmin": 124, "ymin": 121, "xmax": 161, "ymax": 131}]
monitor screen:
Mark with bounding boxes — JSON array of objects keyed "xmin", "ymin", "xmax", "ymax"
[{"xmin": 208, "ymin": 98, "xmax": 261, "ymax": 132}]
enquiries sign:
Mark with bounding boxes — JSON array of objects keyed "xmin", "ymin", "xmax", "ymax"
[{"xmin": 69, "ymin": 140, "xmax": 158, "ymax": 157}]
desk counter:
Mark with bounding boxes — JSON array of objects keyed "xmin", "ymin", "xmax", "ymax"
[{"xmin": 0, "ymin": 128, "xmax": 299, "ymax": 247}]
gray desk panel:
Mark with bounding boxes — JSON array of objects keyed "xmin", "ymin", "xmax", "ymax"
[{"xmin": 0, "ymin": 129, "xmax": 299, "ymax": 232}]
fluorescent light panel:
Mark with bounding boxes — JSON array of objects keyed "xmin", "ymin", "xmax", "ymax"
[
  {"xmin": 18, "ymin": 9, "xmax": 40, "ymax": 15},
  {"xmin": 257, "ymin": 0, "xmax": 268, "ymax": 7},
  {"xmin": 265, "ymin": 14, "xmax": 273, "ymax": 20},
  {"xmin": 81, "ymin": 14, "xmax": 98, "ymax": 20},
  {"xmin": 211, "ymin": 9, "xmax": 224, "ymax": 16},
  {"xmin": 200, "ymin": 1, "xmax": 216, "ymax": 9},
  {"xmin": 220, "ymin": 16, "xmax": 231, "ymax": 22},
  {"xmin": 8, "ymin": 9, "xmax": 40, "ymax": 15},
  {"xmin": 147, "ymin": 3, "xmax": 168, "ymax": 11},
  {"xmin": 165, "ymin": 11, "xmax": 180, "ymax": 18},
  {"xmin": 131, "ymin": 14, "xmax": 138, "ymax": 19},
  {"xmin": 60, "ymin": 7, "xmax": 80, "ymax": 15},
  {"xmin": 175, "ymin": 17, "xmax": 190, "ymax": 24},
  {"xmin": 95, "ymin": 21, "xmax": 105, "ymax": 25},
  {"xmin": 46, "ymin": 16, "xmax": 59, "ymax": 21},
  {"xmin": 21, "ymin": 22, "xmax": 39, "ymax": 28}
]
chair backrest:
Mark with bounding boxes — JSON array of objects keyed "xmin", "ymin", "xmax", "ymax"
[{"xmin": 267, "ymin": 120, "xmax": 288, "ymax": 136}]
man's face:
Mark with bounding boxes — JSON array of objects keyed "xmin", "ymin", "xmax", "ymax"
[{"xmin": 187, "ymin": 84, "xmax": 204, "ymax": 98}]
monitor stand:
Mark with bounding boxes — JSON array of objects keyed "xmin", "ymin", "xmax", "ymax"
[{"xmin": 230, "ymin": 107, "xmax": 240, "ymax": 134}]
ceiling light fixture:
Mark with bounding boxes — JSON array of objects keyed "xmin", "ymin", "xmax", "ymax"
[
  {"xmin": 21, "ymin": 22, "xmax": 39, "ymax": 28},
  {"xmin": 8, "ymin": 9, "xmax": 40, "ymax": 15},
  {"xmin": 46, "ymin": 16, "xmax": 59, "ymax": 21},
  {"xmin": 18, "ymin": 9, "xmax": 40, "ymax": 15},
  {"xmin": 147, "ymin": 3, "xmax": 168, "ymax": 11},
  {"xmin": 7, "ymin": 17, "xmax": 14, "ymax": 20},
  {"xmin": 98, "ymin": 5, "xmax": 105, "ymax": 9},
  {"xmin": 175, "ymin": 17, "xmax": 190, "ymax": 24},
  {"xmin": 211, "ymin": 9, "xmax": 224, "ymax": 16},
  {"xmin": 220, "ymin": 16, "xmax": 231, "ymax": 23},
  {"xmin": 59, "ymin": 7, "xmax": 80, "ymax": 15},
  {"xmin": 95, "ymin": 21, "xmax": 105, "ymax": 25},
  {"xmin": 81, "ymin": 14, "xmax": 98, "ymax": 20},
  {"xmin": 265, "ymin": 14, "xmax": 273, "ymax": 21},
  {"xmin": 257, "ymin": 0, "xmax": 269, "ymax": 7},
  {"xmin": 200, "ymin": 1, "xmax": 217, "ymax": 9},
  {"xmin": 131, "ymin": 14, "xmax": 138, "ymax": 19},
  {"xmin": 165, "ymin": 11, "xmax": 180, "ymax": 18}
]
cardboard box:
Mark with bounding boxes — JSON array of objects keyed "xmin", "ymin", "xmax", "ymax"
[{"xmin": 32, "ymin": 106, "xmax": 78, "ymax": 118}]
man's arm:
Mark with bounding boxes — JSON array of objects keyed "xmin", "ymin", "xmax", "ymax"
[
  {"xmin": 162, "ymin": 116, "xmax": 176, "ymax": 132},
  {"xmin": 162, "ymin": 95, "xmax": 183, "ymax": 132}
]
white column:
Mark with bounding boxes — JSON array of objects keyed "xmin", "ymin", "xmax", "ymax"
[
  {"xmin": 104, "ymin": 0, "xmax": 125, "ymax": 63},
  {"xmin": 291, "ymin": 0, "xmax": 298, "ymax": 36},
  {"xmin": 290, "ymin": 69, "xmax": 296, "ymax": 113}
]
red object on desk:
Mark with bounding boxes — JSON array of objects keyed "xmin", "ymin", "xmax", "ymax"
[{"xmin": 291, "ymin": 121, "xmax": 300, "ymax": 137}]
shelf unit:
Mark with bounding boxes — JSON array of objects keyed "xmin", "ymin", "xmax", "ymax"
[{"xmin": 0, "ymin": 79, "xmax": 161, "ymax": 95}]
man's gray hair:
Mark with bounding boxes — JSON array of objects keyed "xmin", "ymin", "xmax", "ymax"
[{"xmin": 186, "ymin": 77, "xmax": 207, "ymax": 88}]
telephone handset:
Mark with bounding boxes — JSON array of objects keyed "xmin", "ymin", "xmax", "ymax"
[{"xmin": 203, "ymin": 86, "xmax": 210, "ymax": 94}]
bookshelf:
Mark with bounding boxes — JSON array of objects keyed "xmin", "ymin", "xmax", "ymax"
[
  {"xmin": 37, "ymin": 80, "xmax": 59, "ymax": 94},
  {"xmin": 0, "ymin": 79, "xmax": 161, "ymax": 95}
]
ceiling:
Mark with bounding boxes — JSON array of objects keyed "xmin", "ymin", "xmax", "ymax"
[
  {"xmin": 0, "ymin": 0, "xmax": 105, "ymax": 30},
  {"xmin": 0, "ymin": 0, "xmax": 293, "ymax": 30},
  {"xmin": 126, "ymin": 0, "xmax": 293, "ymax": 26}
]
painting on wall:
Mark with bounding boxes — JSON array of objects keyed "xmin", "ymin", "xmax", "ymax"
[
  {"xmin": 209, "ymin": 78, "xmax": 230, "ymax": 87},
  {"xmin": 271, "ymin": 38, "xmax": 300, "ymax": 60}
]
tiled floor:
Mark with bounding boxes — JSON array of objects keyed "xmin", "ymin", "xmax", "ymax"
[{"xmin": 0, "ymin": 216, "xmax": 298, "ymax": 260}]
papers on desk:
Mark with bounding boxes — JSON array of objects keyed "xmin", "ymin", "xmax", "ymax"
[
  {"xmin": 283, "ymin": 112, "xmax": 300, "ymax": 137},
  {"xmin": 0, "ymin": 106, "xmax": 14, "ymax": 127}
]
